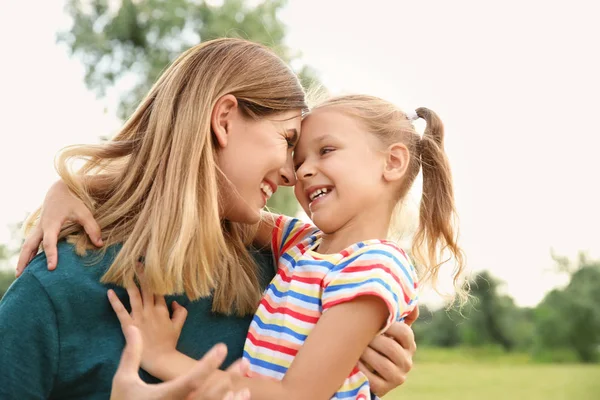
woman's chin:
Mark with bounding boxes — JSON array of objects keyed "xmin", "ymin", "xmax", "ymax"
[{"xmin": 224, "ymin": 205, "xmax": 261, "ymax": 226}]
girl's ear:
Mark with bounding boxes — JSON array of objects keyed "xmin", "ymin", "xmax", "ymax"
[
  {"xmin": 211, "ymin": 94, "xmax": 239, "ymax": 148},
  {"xmin": 383, "ymin": 143, "xmax": 410, "ymax": 182}
]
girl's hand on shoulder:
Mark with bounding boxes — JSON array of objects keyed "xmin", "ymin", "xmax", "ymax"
[
  {"xmin": 107, "ymin": 273, "xmax": 188, "ymax": 376},
  {"xmin": 16, "ymin": 180, "xmax": 102, "ymax": 276}
]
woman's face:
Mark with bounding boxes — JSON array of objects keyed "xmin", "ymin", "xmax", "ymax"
[{"xmin": 216, "ymin": 107, "xmax": 302, "ymax": 224}]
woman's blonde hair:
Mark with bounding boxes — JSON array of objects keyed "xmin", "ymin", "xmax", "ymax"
[
  {"xmin": 26, "ymin": 38, "xmax": 307, "ymax": 315},
  {"xmin": 312, "ymin": 95, "xmax": 467, "ymax": 301}
]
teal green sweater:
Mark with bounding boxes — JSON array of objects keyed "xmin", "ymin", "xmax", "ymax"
[{"xmin": 0, "ymin": 242, "xmax": 275, "ymax": 399}]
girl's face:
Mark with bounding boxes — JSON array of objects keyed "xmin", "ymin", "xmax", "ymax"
[
  {"xmin": 217, "ymin": 107, "xmax": 302, "ymax": 224},
  {"xmin": 293, "ymin": 108, "xmax": 390, "ymax": 234}
]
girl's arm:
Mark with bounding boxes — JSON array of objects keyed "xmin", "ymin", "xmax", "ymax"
[
  {"xmin": 110, "ymin": 325, "xmax": 250, "ymax": 400},
  {"xmin": 17, "ymin": 183, "xmax": 278, "ymax": 271},
  {"xmin": 233, "ymin": 296, "xmax": 389, "ymax": 400},
  {"xmin": 108, "ymin": 283, "xmax": 389, "ymax": 400}
]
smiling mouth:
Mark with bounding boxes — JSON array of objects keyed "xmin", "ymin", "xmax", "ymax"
[
  {"xmin": 260, "ymin": 182, "xmax": 274, "ymax": 200},
  {"xmin": 309, "ymin": 187, "xmax": 331, "ymax": 202},
  {"xmin": 308, "ymin": 187, "xmax": 335, "ymax": 208}
]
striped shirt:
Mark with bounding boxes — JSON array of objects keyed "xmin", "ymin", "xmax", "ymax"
[{"xmin": 243, "ymin": 216, "xmax": 419, "ymax": 399}]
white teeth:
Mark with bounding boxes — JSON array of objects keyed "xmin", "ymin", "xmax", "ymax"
[
  {"xmin": 309, "ymin": 188, "xmax": 331, "ymax": 202},
  {"xmin": 260, "ymin": 182, "xmax": 273, "ymax": 200}
]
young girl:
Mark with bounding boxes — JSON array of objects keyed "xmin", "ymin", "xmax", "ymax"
[{"xmin": 107, "ymin": 94, "xmax": 465, "ymax": 399}]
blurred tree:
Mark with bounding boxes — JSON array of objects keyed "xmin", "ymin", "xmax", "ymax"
[
  {"xmin": 412, "ymin": 256, "xmax": 600, "ymax": 364},
  {"xmin": 0, "ymin": 244, "xmax": 16, "ymax": 300},
  {"xmin": 534, "ymin": 255, "xmax": 600, "ymax": 363},
  {"xmin": 0, "ymin": 271, "xmax": 16, "ymax": 301},
  {"xmin": 0, "ymin": 243, "xmax": 8, "ymax": 262},
  {"xmin": 266, "ymin": 187, "xmax": 300, "ymax": 216},
  {"xmin": 463, "ymin": 272, "xmax": 517, "ymax": 351},
  {"xmin": 412, "ymin": 304, "xmax": 464, "ymax": 347},
  {"xmin": 413, "ymin": 272, "xmax": 531, "ymax": 351},
  {"xmin": 59, "ymin": 0, "xmax": 319, "ymax": 216}
]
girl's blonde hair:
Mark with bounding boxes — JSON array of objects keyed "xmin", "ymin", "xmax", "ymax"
[
  {"xmin": 312, "ymin": 95, "xmax": 467, "ymax": 301},
  {"xmin": 25, "ymin": 38, "xmax": 307, "ymax": 315}
]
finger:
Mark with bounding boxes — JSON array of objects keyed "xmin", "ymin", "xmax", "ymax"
[
  {"xmin": 114, "ymin": 325, "xmax": 144, "ymax": 377},
  {"xmin": 360, "ymin": 346, "xmax": 399, "ymax": 383},
  {"xmin": 404, "ymin": 306, "xmax": 419, "ymax": 326},
  {"xmin": 193, "ymin": 343, "xmax": 228, "ymax": 374},
  {"xmin": 42, "ymin": 221, "xmax": 63, "ymax": 270},
  {"xmin": 186, "ymin": 387, "xmax": 236, "ymax": 400},
  {"xmin": 76, "ymin": 207, "xmax": 103, "ymax": 247},
  {"xmin": 385, "ymin": 321, "xmax": 417, "ymax": 355},
  {"xmin": 15, "ymin": 249, "xmax": 36, "ymax": 278},
  {"xmin": 357, "ymin": 360, "xmax": 389, "ymax": 394},
  {"xmin": 162, "ymin": 344, "xmax": 229, "ymax": 399},
  {"xmin": 126, "ymin": 285, "xmax": 144, "ymax": 318},
  {"xmin": 225, "ymin": 358, "xmax": 250, "ymax": 377},
  {"xmin": 155, "ymin": 294, "xmax": 168, "ymax": 312},
  {"xmin": 200, "ymin": 373, "xmax": 233, "ymax": 400},
  {"xmin": 108, "ymin": 289, "xmax": 134, "ymax": 327},
  {"xmin": 366, "ymin": 334, "xmax": 404, "ymax": 366},
  {"xmin": 190, "ymin": 389, "xmax": 250, "ymax": 400},
  {"xmin": 16, "ymin": 228, "xmax": 43, "ymax": 277},
  {"xmin": 171, "ymin": 301, "xmax": 189, "ymax": 332},
  {"xmin": 223, "ymin": 392, "xmax": 235, "ymax": 400},
  {"xmin": 233, "ymin": 389, "xmax": 251, "ymax": 400},
  {"xmin": 138, "ymin": 271, "xmax": 155, "ymax": 308}
]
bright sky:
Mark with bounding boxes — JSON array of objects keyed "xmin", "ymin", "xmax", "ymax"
[{"xmin": 1, "ymin": 0, "xmax": 598, "ymax": 307}]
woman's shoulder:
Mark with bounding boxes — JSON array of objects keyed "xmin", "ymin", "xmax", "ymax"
[{"xmin": 23, "ymin": 241, "xmax": 120, "ymax": 289}]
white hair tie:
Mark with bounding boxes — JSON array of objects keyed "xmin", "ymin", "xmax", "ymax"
[{"xmin": 405, "ymin": 109, "xmax": 419, "ymax": 121}]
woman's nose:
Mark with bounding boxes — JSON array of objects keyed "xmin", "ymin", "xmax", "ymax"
[{"xmin": 278, "ymin": 154, "xmax": 297, "ymax": 186}]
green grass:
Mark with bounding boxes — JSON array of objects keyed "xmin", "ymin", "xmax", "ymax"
[
  {"xmin": 413, "ymin": 346, "xmax": 535, "ymax": 364},
  {"xmin": 384, "ymin": 348, "xmax": 600, "ymax": 400}
]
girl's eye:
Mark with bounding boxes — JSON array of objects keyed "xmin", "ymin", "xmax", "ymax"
[
  {"xmin": 320, "ymin": 147, "xmax": 334, "ymax": 156},
  {"xmin": 286, "ymin": 138, "xmax": 296, "ymax": 149}
]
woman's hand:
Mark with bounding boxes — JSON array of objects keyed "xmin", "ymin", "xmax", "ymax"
[
  {"xmin": 107, "ymin": 277, "xmax": 187, "ymax": 376},
  {"xmin": 360, "ymin": 307, "xmax": 419, "ymax": 397},
  {"xmin": 16, "ymin": 180, "xmax": 102, "ymax": 276},
  {"xmin": 111, "ymin": 325, "xmax": 251, "ymax": 400}
]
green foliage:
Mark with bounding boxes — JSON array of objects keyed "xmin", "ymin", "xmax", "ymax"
[
  {"xmin": 534, "ymin": 259, "xmax": 600, "ymax": 363},
  {"xmin": 58, "ymin": 0, "xmax": 320, "ymax": 120},
  {"xmin": 0, "ymin": 243, "xmax": 16, "ymax": 300},
  {"xmin": 414, "ymin": 272, "xmax": 533, "ymax": 352},
  {"xmin": 412, "ymin": 305, "xmax": 464, "ymax": 348},
  {"xmin": 414, "ymin": 255, "xmax": 600, "ymax": 364},
  {"xmin": 413, "ymin": 346, "xmax": 533, "ymax": 364},
  {"xmin": 463, "ymin": 272, "xmax": 517, "ymax": 350},
  {"xmin": 266, "ymin": 186, "xmax": 299, "ymax": 216},
  {"xmin": 0, "ymin": 270, "xmax": 16, "ymax": 301}
]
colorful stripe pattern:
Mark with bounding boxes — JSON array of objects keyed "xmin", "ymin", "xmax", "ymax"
[{"xmin": 243, "ymin": 216, "xmax": 419, "ymax": 399}]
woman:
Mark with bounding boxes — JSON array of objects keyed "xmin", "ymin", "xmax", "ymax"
[{"xmin": 2, "ymin": 38, "xmax": 416, "ymax": 399}]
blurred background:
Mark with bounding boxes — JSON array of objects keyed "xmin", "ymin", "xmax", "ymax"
[{"xmin": 1, "ymin": 0, "xmax": 599, "ymax": 398}]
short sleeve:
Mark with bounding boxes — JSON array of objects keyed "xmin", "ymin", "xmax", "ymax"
[
  {"xmin": 322, "ymin": 243, "xmax": 418, "ymax": 333},
  {"xmin": 271, "ymin": 215, "xmax": 320, "ymax": 261},
  {"xmin": 0, "ymin": 271, "xmax": 59, "ymax": 399}
]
